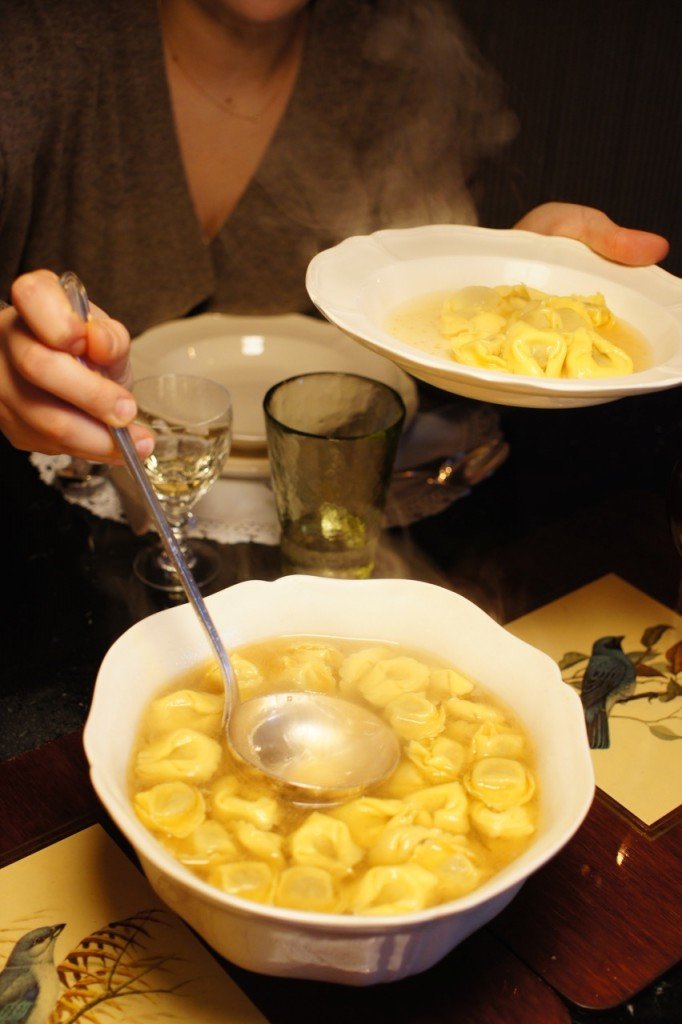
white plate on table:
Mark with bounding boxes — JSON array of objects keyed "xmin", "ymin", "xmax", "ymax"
[
  {"xmin": 306, "ymin": 224, "xmax": 682, "ymax": 409},
  {"xmin": 132, "ymin": 313, "xmax": 418, "ymax": 477}
]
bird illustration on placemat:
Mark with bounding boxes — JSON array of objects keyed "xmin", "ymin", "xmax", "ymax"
[
  {"xmin": 1, "ymin": 910, "xmax": 192, "ymax": 1024},
  {"xmin": 0, "ymin": 923, "xmax": 64, "ymax": 1024},
  {"xmin": 580, "ymin": 635, "xmax": 637, "ymax": 748}
]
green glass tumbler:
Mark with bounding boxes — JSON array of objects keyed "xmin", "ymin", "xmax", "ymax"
[{"xmin": 264, "ymin": 372, "xmax": 405, "ymax": 578}]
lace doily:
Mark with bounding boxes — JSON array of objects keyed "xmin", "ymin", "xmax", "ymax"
[
  {"xmin": 30, "ymin": 400, "xmax": 506, "ymax": 543},
  {"xmin": 30, "ymin": 453, "xmax": 281, "ymax": 545}
]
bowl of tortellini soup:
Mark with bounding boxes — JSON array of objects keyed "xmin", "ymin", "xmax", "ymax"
[
  {"xmin": 84, "ymin": 576, "xmax": 594, "ymax": 985},
  {"xmin": 306, "ymin": 224, "xmax": 682, "ymax": 408}
]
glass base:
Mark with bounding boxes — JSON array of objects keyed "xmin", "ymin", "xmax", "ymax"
[
  {"xmin": 133, "ymin": 539, "xmax": 221, "ymax": 593},
  {"xmin": 280, "ymin": 537, "xmax": 375, "ymax": 579}
]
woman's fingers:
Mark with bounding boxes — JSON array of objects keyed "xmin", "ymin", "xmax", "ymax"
[
  {"xmin": 85, "ymin": 316, "xmax": 135, "ymax": 388},
  {"xmin": 10, "ymin": 270, "xmax": 88, "ymax": 354},
  {"xmin": 12, "ymin": 271, "xmax": 134, "ymax": 382},
  {"xmin": 586, "ymin": 222, "xmax": 670, "ymax": 266},
  {"xmin": 7, "ymin": 391, "xmax": 153, "ymax": 461},
  {"xmin": 9, "ymin": 321, "xmax": 138, "ymax": 429},
  {"xmin": 514, "ymin": 203, "xmax": 669, "ymax": 266},
  {"xmin": 0, "ymin": 343, "xmax": 154, "ymax": 460},
  {"xmin": 1, "ymin": 270, "xmax": 153, "ymax": 460}
]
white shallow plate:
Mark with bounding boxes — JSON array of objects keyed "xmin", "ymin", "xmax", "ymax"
[
  {"xmin": 221, "ymin": 450, "xmax": 271, "ymax": 480},
  {"xmin": 131, "ymin": 314, "xmax": 418, "ymax": 458},
  {"xmin": 306, "ymin": 224, "xmax": 682, "ymax": 409}
]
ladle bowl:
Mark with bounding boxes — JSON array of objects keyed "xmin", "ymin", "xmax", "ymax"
[
  {"xmin": 231, "ymin": 691, "xmax": 399, "ymax": 800},
  {"xmin": 61, "ymin": 273, "xmax": 399, "ymax": 802}
]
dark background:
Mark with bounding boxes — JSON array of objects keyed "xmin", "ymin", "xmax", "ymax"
[{"xmin": 457, "ymin": 0, "xmax": 681, "ymax": 276}]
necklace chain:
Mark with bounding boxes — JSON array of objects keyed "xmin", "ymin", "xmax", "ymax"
[
  {"xmin": 168, "ymin": 48, "xmax": 284, "ymax": 123},
  {"xmin": 160, "ymin": 2, "xmax": 307, "ymax": 125}
]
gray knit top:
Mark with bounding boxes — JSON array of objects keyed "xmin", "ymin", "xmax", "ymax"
[{"xmin": 0, "ymin": 0, "xmax": 514, "ymax": 336}]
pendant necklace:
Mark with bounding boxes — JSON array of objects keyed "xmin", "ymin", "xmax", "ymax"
[{"xmin": 162, "ymin": 7, "xmax": 306, "ymax": 125}]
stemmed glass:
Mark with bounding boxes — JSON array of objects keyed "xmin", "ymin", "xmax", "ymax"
[{"xmin": 132, "ymin": 373, "xmax": 232, "ymax": 592}]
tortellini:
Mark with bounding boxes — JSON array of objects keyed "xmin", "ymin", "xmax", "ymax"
[
  {"xmin": 429, "ymin": 668, "xmax": 475, "ymax": 700},
  {"xmin": 275, "ymin": 866, "xmax": 341, "ymax": 913},
  {"xmin": 289, "ymin": 813, "xmax": 364, "ymax": 877},
  {"xmin": 406, "ymin": 736, "xmax": 466, "ymax": 783},
  {"xmin": 275, "ymin": 641, "xmax": 342, "ymax": 694},
  {"xmin": 357, "ymin": 657, "xmax": 430, "ymax": 707},
  {"xmin": 207, "ymin": 653, "xmax": 263, "ymax": 700},
  {"xmin": 210, "ymin": 861, "xmax": 274, "ymax": 903},
  {"xmin": 330, "ymin": 797, "xmax": 405, "ymax": 846},
  {"xmin": 367, "ymin": 820, "xmax": 434, "ymax": 866},
  {"xmin": 338, "ymin": 646, "xmax": 392, "ymax": 697},
  {"xmin": 375, "ymin": 760, "xmax": 427, "ymax": 798},
  {"xmin": 130, "ymin": 636, "xmax": 538, "ymax": 916},
  {"xmin": 211, "ymin": 776, "xmax": 281, "ymax": 830},
  {"xmin": 170, "ymin": 819, "xmax": 239, "ymax": 865},
  {"xmin": 405, "ymin": 781, "xmax": 469, "ymax": 834},
  {"xmin": 438, "ymin": 284, "xmax": 635, "ymax": 379},
  {"xmin": 136, "ymin": 729, "xmax": 222, "ymax": 785},
  {"xmin": 471, "ymin": 721, "xmax": 526, "ymax": 760},
  {"xmin": 145, "ymin": 688, "xmax": 224, "ymax": 737},
  {"xmin": 465, "ymin": 758, "xmax": 535, "ymax": 811},
  {"xmin": 470, "ymin": 802, "xmax": 536, "ymax": 840},
  {"xmin": 351, "ymin": 864, "xmax": 438, "ymax": 915},
  {"xmin": 445, "ymin": 697, "xmax": 505, "ymax": 724},
  {"xmin": 421, "ymin": 837, "xmax": 487, "ymax": 899},
  {"xmin": 233, "ymin": 821, "xmax": 285, "ymax": 868},
  {"xmin": 134, "ymin": 781, "xmax": 205, "ymax": 839},
  {"xmin": 385, "ymin": 693, "xmax": 445, "ymax": 740}
]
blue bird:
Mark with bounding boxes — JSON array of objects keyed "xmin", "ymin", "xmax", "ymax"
[
  {"xmin": 580, "ymin": 635, "xmax": 637, "ymax": 749},
  {"xmin": 0, "ymin": 924, "xmax": 65, "ymax": 1024}
]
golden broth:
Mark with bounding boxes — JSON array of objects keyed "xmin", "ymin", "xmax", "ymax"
[
  {"xmin": 129, "ymin": 636, "xmax": 538, "ymax": 916},
  {"xmin": 387, "ymin": 287, "xmax": 652, "ymax": 375}
]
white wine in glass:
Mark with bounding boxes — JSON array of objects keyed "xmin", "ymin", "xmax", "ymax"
[{"xmin": 132, "ymin": 373, "xmax": 232, "ymax": 592}]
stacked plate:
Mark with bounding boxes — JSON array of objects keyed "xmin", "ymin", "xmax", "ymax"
[{"xmin": 131, "ymin": 313, "xmax": 418, "ymax": 477}]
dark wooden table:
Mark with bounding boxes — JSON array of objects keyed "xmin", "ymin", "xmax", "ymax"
[{"xmin": 2, "ymin": 384, "xmax": 681, "ymax": 1022}]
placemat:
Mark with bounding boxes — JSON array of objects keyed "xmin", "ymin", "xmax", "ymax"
[
  {"xmin": 506, "ymin": 573, "xmax": 682, "ymax": 831},
  {"xmin": 0, "ymin": 824, "xmax": 267, "ymax": 1023},
  {"xmin": 0, "ymin": 756, "xmax": 571, "ymax": 1024},
  {"xmin": 491, "ymin": 574, "xmax": 682, "ymax": 1009}
]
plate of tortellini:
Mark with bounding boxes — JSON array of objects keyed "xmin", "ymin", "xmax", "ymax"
[
  {"xmin": 306, "ymin": 224, "xmax": 682, "ymax": 408},
  {"xmin": 84, "ymin": 576, "xmax": 594, "ymax": 985}
]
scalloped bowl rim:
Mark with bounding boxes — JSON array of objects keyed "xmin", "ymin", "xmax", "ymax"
[
  {"xmin": 305, "ymin": 225, "xmax": 682, "ymax": 401},
  {"xmin": 84, "ymin": 576, "xmax": 595, "ymax": 935}
]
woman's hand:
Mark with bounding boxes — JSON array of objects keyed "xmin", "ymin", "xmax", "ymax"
[
  {"xmin": 0, "ymin": 269, "xmax": 154, "ymax": 461},
  {"xmin": 514, "ymin": 202, "xmax": 669, "ymax": 266}
]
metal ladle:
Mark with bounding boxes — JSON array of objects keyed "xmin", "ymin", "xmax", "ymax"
[{"xmin": 61, "ymin": 273, "xmax": 400, "ymax": 803}]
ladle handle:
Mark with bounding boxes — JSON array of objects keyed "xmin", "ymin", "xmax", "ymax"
[
  {"xmin": 59, "ymin": 272, "xmax": 237, "ymax": 719},
  {"xmin": 114, "ymin": 425, "xmax": 236, "ymax": 715}
]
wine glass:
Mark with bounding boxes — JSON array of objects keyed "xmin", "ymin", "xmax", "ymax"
[{"xmin": 132, "ymin": 373, "xmax": 232, "ymax": 592}]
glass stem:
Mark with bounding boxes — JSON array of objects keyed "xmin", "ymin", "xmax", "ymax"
[{"xmin": 157, "ymin": 507, "xmax": 196, "ymax": 572}]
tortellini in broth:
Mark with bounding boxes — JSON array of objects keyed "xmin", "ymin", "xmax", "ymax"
[
  {"xmin": 130, "ymin": 637, "xmax": 538, "ymax": 915},
  {"xmin": 387, "ymin": 283, "xmax": 649, "ymax": 379}
]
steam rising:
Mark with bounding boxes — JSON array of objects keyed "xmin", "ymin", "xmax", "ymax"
[{"xmin": 261, "ymin": 0, "xmax": 517, "ymax": 242}]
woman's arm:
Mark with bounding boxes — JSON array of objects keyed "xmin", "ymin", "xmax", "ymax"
[
  {"xmin": 514, "ymin": 202, "xmax": 669, "ymax": 266},
  {"xmin": 0, "ymin": 270, "xmax": 153, "ymax": 461}
]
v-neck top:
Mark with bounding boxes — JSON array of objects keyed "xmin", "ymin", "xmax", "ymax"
[{"xmin": 0, "ymin": 0, "xmax": 515, "ymax": 337}]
